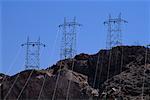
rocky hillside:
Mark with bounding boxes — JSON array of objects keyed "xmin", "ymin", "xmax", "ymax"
[{"xmin": 0, "ymin": 46, "xmax": 150, "ymax": 99}]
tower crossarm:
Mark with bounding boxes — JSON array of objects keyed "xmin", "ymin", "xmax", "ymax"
[
  {"xmin": 21, "ymin": 37, "xmax": 45, "ymax": 70},
  {"xmin": 59, "ymin": 22, "xmax": 82, "ymax": 27},
  {"xmin": 104, "ymin": 18, "xmax": 128, "ymax": 25},
  {"xmin": 21, "ymin": 42, "xmax": 45, "ymax": 47}
]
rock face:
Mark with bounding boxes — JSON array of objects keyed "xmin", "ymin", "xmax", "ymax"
[
  {"xmin": 1, "ymin": 69, "xmax": 98, "ymax": 99},
  {"xmin": 101, "ymin": 60, "xmax": 150, "ymax": 99},
  {"xmin": 1, "ymin": 46, "xmax": 150, "ymax": 99}
]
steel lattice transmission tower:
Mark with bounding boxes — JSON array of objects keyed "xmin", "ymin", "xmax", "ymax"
[
  {"xmin": 59, "ymin": 17, "xmax": 81, "ymax": 59},
  {"xmin": 104, "ymin": 13, "xmax": 128, "ymax": 49},
  {"xmin": 21, "ymin": 37, "xmax": 45, "ymax": 69}
]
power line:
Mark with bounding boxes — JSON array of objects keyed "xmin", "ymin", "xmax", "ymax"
[
  {"xmin": 4, "ymin": 73, "xmax": 20, "ymax": 100},
  {"xmin": 106, "ymin": 50, "xmax": 112, "ymax": 81},
  {"xmin": 141, "ymin": 45, "xmax": 149, "ymax": 100},
  {"xmin": 17, "ymin": 70, "xmax": 34, "ymax": 100},
  {"xmin": 52, "ymin": 17, "xmax": 81, "ymax": 100},
  {"xmin": 4, "ymin": 37, "xmax": 46, "ymax": 99},
  {"xmin": 16, "ymin": 37, "xmax": 46, "ymax": 99},
  {"xmin": 52, "ymin": 62, "xmax": 62, "ymax": 100},
  {"xmin": 104, "ymin": 13, "xmax": 127, "ymax": 95},
  {"xmin": 38, "ymin": 29, "xmax": 60, "ymax": 100},
  {"xmin": 4, "ymin": 53, "xmax": 26, "ymax": 99},
  {"xmin": 97, "ymin": 52, "xmax": 104, "ymax": 89},
  {"xmin": 66, "ymin": 60, "xmax": 75, "ymax": 100},
  {"xmin": 93, "ymin": 52, "xmax": 101, "ymax": 88},
  {"xmin": 1, "ymin": 47, "xmax": 22, "ymax": 86}
]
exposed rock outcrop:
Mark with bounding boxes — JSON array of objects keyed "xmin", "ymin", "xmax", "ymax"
[{"xmin": 1, "ymin": 46, "xmax": 150, "ymax": 99}]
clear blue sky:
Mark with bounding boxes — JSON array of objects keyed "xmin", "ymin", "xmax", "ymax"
[{"xmin": 0, "ymin": 0, "xmax": 150, "ymax": 75}]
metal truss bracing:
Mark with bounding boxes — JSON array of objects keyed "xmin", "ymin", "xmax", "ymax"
[
  {"xmin": 104, "ymin": 13, "xmax": 128, "ymax": 49},
  {"xmin": 21, "ymin": 37, "xmax": 45, "ymax": 69},
  {"xmin": 59, "ymin": 17, "xmax": 81, "ymax": 59}
]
